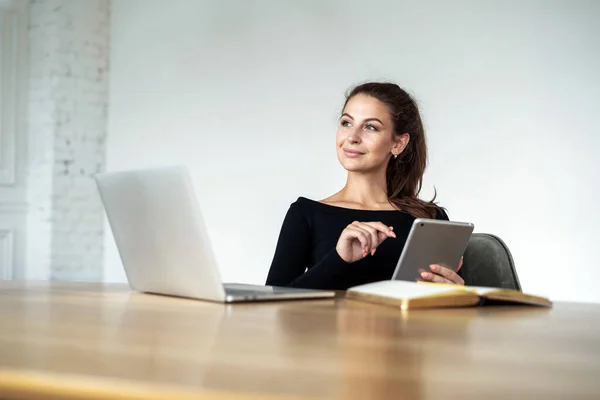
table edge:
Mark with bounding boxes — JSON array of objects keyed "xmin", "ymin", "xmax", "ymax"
[{"xmin": 0, "ymin": 369, "xmax": 314, "ymax": 400}]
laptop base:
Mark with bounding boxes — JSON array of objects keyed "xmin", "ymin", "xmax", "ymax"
[{"xmin": 223, "ymin": 283, "xmax": 336, "ymax": 303}]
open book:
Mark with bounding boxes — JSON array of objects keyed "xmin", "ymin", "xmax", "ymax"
[{"xmin": 346, "ymin": 280, "xmax": 552, "ymax": 310}]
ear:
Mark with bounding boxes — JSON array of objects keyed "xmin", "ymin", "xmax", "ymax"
[{"xmin": 391, "ymin": 133, "xmax": 410, "ymax": 157}]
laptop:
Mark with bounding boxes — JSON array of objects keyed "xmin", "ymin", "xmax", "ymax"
[{"xmin": 94, "ymin": 165, "xmax": 335, "ymax": 303}]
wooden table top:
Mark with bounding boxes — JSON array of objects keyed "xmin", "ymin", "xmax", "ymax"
[{"xmin": 0, "ymin": 281, "xmax": 599, "ymax": 400}]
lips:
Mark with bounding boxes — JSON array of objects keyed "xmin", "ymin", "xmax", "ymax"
[{"xmin": 343, "ymin": 148, "xmax": 365, "ymax": 158}]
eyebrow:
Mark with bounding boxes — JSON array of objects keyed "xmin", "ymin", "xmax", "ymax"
[{"xmin": 341, "ymin": 113, "xmax": 384, "ymax": 125}]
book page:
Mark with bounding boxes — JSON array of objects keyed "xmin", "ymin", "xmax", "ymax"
[
  {"xmin": 466, "ymin": 286, "xmax": 552, "ymax": 306},
  {"xmin": 348, "ymin": 280, "xmax": 462, "ymax": 300},
  {"xmin": 467, "ymin": 286, "xmax": 515, "ymax": 296},
  {"xmin": 407, "ymin": 283, "xmax": 535, "ymax": 298},
  {"xmin": 467, "ymin": 286, "xmax": 540, "ymax": 297}
]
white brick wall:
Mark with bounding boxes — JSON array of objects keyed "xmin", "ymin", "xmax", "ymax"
[{"xmin": 26, "ymin": 0, "xmax": 110, "ymax": 281}]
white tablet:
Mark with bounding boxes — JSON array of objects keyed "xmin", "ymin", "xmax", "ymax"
[{"xmin": 391, "ymin": 218, "xmax": 474, "ymax": 282}]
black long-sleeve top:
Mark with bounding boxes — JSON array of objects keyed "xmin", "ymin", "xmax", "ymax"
[{"xmin": 265, "ymin": 197, "xmax": 449, "ymax": 290}]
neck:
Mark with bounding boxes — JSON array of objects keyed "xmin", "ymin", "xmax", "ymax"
[{"xmin": 340, "ymin": 170, "xmax": 389, "ymax": 206}]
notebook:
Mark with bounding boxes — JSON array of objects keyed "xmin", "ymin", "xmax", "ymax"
[{"xmin": 345, "ymin": 280, "xmax": 552, "ymax": 310}]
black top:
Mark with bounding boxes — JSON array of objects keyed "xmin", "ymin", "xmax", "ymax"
[{"xmin": 265, "ymin": 197, "xmax": 449, "ymax": 290}]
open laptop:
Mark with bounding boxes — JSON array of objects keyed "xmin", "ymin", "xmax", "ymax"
[{"xmin": 94, "ymin": 165, "xmax": 335, "ymax": 303}]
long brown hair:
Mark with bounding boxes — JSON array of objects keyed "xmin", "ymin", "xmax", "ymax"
[{"xmin": 343, "ymin": 82, "xmax": 443, "ymax": 219}]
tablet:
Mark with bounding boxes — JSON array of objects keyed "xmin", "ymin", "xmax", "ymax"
[{"xmin": 391, "ymin": 218, "xmax": 474, "ymax": 282}]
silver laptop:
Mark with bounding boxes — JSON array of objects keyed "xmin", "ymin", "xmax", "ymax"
[{"xmin": 94, "ymin": 165, "xmax": 335, "ymax": 303}]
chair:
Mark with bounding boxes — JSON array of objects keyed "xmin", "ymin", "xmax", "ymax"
[{"xmin": 460, "ymin": 233, "xmax": 522, "ymax": 290}]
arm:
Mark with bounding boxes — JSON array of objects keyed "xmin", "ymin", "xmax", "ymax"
[{"xmin": 265, "ymin": 201, "xmax": 348, "ymax": 289}]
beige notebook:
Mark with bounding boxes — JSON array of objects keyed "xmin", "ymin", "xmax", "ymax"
[{"xmin": 345, "ymin": 280, "xmax": 552, "ymax": 310}]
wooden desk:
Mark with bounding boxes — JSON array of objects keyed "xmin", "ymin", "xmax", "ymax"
[{"xmin": 0, "ymin": 281, "xmax": 599, "ymax": 400}]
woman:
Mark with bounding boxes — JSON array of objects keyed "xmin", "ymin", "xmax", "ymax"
[{"xmin": 265, "ymin": 82, "xmax": 464, "ymax": 290}]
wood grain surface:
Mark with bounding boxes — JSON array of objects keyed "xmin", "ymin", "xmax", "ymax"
[{"xmin": 1, "ymin": 281, "xmax": 599, "ymax": 399}]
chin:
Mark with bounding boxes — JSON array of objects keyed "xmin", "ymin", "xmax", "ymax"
[
  {"xmin": 338, "ymin": 158, "xmax": 370, "ymax": 173},
  {"xmin": 337, "ymin": 154, "xmax": 388, "ymax": 174}
]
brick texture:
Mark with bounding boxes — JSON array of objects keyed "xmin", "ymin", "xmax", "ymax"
[{"xmin": 26, "ymin": 0, "xmax": 109, "ymax": 281}]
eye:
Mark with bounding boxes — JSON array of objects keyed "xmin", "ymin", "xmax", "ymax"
[
  {"xmin": 365, "ymin": 124, "xmax": 379, "ymax": 131},
  {"xmin": 340, "ymin": 119, "xmax": 352, "ymax": 128}
]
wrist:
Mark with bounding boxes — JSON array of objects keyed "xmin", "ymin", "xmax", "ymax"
[{"xmin": 335, "ymin": 246, "xmax": 352, "ymax": 264}]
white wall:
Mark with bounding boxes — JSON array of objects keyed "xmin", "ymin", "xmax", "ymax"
[
  {"xmin": 106, "ymin": 0, "xmax": 600, "ymax": 303},
  {"xmin": 0, "ymin": 0, "xmax": 28, "ymax": 280},
  {"xmin": 26, "ymin": 0, "xmax": 109, "ymax": 281}
]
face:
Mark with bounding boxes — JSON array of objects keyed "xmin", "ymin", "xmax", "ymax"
[{"xmin": 336, "ymin": 94, "xmax": 409, "ymax": 173}]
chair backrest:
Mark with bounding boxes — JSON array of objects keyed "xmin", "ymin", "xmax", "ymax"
[{"xmin": 461, "ymin": 233, "xmax": 522, "ymax": 291}]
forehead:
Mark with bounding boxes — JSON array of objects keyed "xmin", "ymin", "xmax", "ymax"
[{"xmin": 343, "ymin": 94, "xmax": 391, "ymax": 121}]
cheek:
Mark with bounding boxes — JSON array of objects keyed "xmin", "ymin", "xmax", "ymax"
[
  {"xmin": 364, "ymin": 136, "xmax": 389, "ymax": 154},
  {"xmin": 335, "ymin": 129, "xmax": 345, "ymax": 145},
  {"xmin": 368, "ymin": 140, "xmax": 395, "ymax": 163}
]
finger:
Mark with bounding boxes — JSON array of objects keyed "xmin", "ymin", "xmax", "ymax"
[
  {"xmin": 457, "ymin": 256, "xmax": 463, "ymax": 272},
  {"xmin": 420, "ymin": 271, "xmax": 453, "ymax": 284},
  {"xmin": 347, "ymin": 228, "xmax": 370, "ymax": 255},
  {"xmin": 345, "ymin": 223, "xmax": 370, "ymax": 245},
  {"xmin": 429, "ymin": 264, "xmax": 464, "ymax": 285},
  {"xmin": 357, "ymin": 222, "xmax": 396, "ymax": 251},
  {"xmin": 351, "ymin": 222, "xmax": 380, "ymax": 254},
  {"xmin": 344, "ymin": 227, "xmax": 371, "ymax": 255},
  {"xmin": 350, "ymin": 225, "xmax": 374, "ymax": 252},
  {"xmin": 353, "ymin": 223, "xmax": 381, "ymax": 253},
  {"xmin": 362, "ymin": 221, "xmax": 396, "ymax": 238},
  {"xmin": 429, "ymin": 264, "xmax": 456, "ymax": 279}
]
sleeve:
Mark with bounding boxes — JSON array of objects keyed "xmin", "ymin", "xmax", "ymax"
[{"xmin": 265, "ymin": 201, "xmax": 349, "ymax": 289}]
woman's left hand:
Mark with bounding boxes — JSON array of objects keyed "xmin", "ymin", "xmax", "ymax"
[{"xmin": 419, "ymin": 257, "xmax": 464, "ymax": 285}]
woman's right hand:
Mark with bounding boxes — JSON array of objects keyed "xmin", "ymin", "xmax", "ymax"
[{"xmin": 336, "ymin": 221, "xmax": 396, "ymax": 263}]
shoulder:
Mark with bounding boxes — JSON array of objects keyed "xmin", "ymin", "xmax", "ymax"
[
  {"xmin": 435, "ymin": 206, "xmax": 449, "ymax": 221},
  {"xmin": 289, "ymin": 196, "xmax": 319, "ymax": 213},
  {"xmin": 282, "ymin": 197, "xmax": 320, "ymax": 223}
]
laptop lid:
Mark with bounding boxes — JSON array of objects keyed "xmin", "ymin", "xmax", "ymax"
[{"xmin": 94, "ymin": 166, "xmax": 226, "ymax": 301}]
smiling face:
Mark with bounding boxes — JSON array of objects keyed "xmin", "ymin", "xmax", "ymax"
[{"xmin": 336, "ymin": 94, "xmax": 409, "ymax": 174}]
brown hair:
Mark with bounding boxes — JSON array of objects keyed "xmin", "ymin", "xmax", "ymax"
[{"xmin": 343, "ymin": 82, "xmax": 444, "ymax": 219}]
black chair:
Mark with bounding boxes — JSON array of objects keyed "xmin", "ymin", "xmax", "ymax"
[{"xmin": 460, "ymin": 233, "xmax": 522, "ymax": 290}]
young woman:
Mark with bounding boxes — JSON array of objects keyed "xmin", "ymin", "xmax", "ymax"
[{"xmin": 265, "ymin": 82, "xmax": 464, "ymax": 290}]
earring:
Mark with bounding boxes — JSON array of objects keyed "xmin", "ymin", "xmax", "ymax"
[{"xmin": 393, "ymin": 154, "xmax": 398, "ymax": 159}]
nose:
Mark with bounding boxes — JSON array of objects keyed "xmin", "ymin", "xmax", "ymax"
[{"xmin": 346, "ymin": 128, "xmax": 361, "ymax": 144}]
